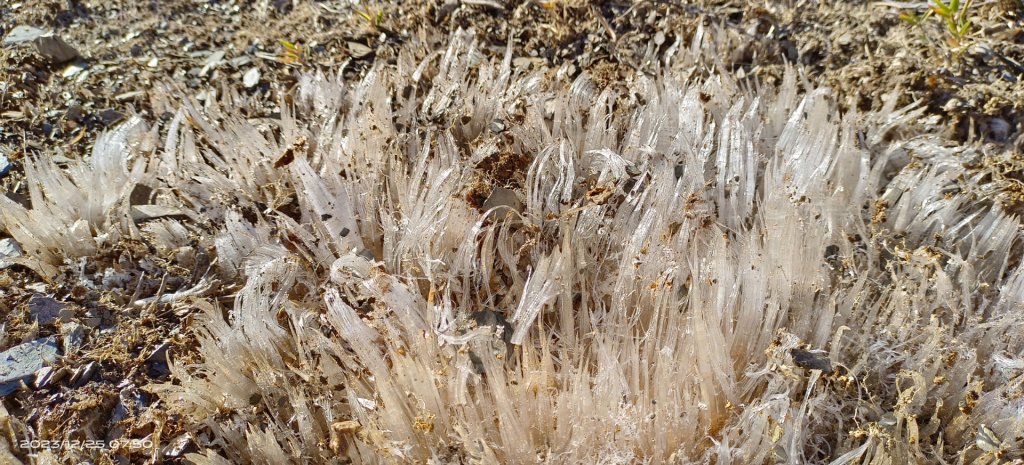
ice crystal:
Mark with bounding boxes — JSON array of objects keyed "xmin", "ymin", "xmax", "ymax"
[{"xmin": 4, "ymin": 28, "xmax": 1023, "ymax": 464}]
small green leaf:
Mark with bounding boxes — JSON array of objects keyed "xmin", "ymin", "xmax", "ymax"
[
  {"xmin": 958, "ymin": 19, "xmax": 972, "ymax": 35},
  {"xmin": 931, "ymin": 0, "xmax": 952, "ymax": 17}
]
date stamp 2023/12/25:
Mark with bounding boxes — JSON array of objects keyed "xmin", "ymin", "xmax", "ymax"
[{"xmin": 18, "ymin": 438, "xmax": 153, "ymax": 451}]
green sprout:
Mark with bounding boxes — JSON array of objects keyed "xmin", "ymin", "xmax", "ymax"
[
  {"xmin": 931, "ymin": 0, "xmax": 974, "ymax": 45},
  {"xmin": 898, "ymin": 10, "xmax": 931, "ymax": 26},
  {"xmin": 900, "ymin": 0, "xmax": 975, "ymax": 47},
  {"xmin": 277, "ymin": 39, "xmax": 305, "ymax": 65},
  {"xmin": 356, "ymin": 1, "xmax": 384, "ymax": 28}
]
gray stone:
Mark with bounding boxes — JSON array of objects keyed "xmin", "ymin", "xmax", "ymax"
[
  {"xmin": 112, "ymin": 385, "xmax": 146, "ymax": 423},
  {"xmin": 99, "ymin": 109, "xmax": 126, "ymax": 126},
  {"xmin": 146, "ymin": 342, "xmax": 169, "ymax": 364},
  {"xmin": 69, "ymin": 361, "xmax": 98, "ymax": 387},
  {"xmin": 33, "ymin": 366, "xmax": 68, "ymax": 389},
  {"xmin": 61, "ymin": 322, "xmax": 86, "ymax": 354},
  {"xmin": 347, "ymin": 41, "xmax": 374, "ymax": 59},
  {"xmin": 0, "ymin": 337, "xmax": 60, "ymax": 396},
  {"xmin": 28, "ymin": 295, "xmax": 72, "ymax": 325},
  {"xmin": 35, "ymin": 35, "xmax": 78, "ymax": 62},
  {"xmin": 3, "ymin": 25, "xmax": 46, "ymax": 46}
]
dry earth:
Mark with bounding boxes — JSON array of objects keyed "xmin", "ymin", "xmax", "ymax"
[{"xmin": 1, "ymin": 0, "xmax": 1023, "ymax": 463}]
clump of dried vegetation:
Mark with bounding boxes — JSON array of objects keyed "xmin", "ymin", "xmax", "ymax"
[{"xmin": 2, "ymin": 26, "xmax": 1023, "ymax": 464}]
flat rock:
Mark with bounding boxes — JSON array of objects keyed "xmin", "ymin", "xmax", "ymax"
[
  {"xmin": 69, "ymin": 361, "xmax": 98, "ymax": 387},
  {"xmin": 34, "ymin": 366, "xmax": 68, "ymax": 389},
  {"xmin": 34, "ymin": 33, "xmax": 80, "ymax": 64},
  {"xmin": 99, "ymin": 109, "xmax": 126, "ymax": 126},
  {"xmin": 3, "ymin": 25, "xmax": 46, "ymax": 46},
  {"xmin": 0, "ymin": 337, "xmax": 60, "ymax": 396},
  {"xmin": 347, "ymin": 41, "xmax": 374, "ymax": 59},
  {"xmin": 146, "ymin": 342, "xmax": 169, "ymax": 364},
  {"xmin": 28, "ymin": 294, "xmax": 72, "ymax": 325},
  {"xmin": 112, "ymin": 385, "xmax": 147, "ymax": 423},
  {"xmin": 61, "ymin": 322, "xmax": 86, "ymax": 354}
]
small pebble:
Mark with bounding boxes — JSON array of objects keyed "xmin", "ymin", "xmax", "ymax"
[
  {"xmin": 243, "ymin": 67, "xmax": 260, "ymax": 88},
  {"xmin": 654, "ymin": 31, "xmax": 666, "ymax": 46}
]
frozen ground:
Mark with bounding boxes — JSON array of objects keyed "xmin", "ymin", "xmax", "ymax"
[{"xmin": 1, "ymin": 1, "xmax": 1024, "ymax": 464}]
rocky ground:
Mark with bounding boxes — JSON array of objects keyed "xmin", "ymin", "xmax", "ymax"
[{"xmin": 1, "ymin": 0, "xmax": 1023, "ymax": 463}]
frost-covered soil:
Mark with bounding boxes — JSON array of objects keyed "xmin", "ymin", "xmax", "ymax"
[{"xmin": 2, "ymin": 1, "xmax": 1024, "ymax": 464}]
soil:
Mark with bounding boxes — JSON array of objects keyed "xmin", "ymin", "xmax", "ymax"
[{"xmin": 1, "ymin": 0, "xmax": 1023, "ymax": 463}]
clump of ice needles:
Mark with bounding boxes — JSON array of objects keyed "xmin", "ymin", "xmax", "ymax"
[{"xmin": 4, "ymin": 29, "xmax": 1023, "ymax": 464}]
